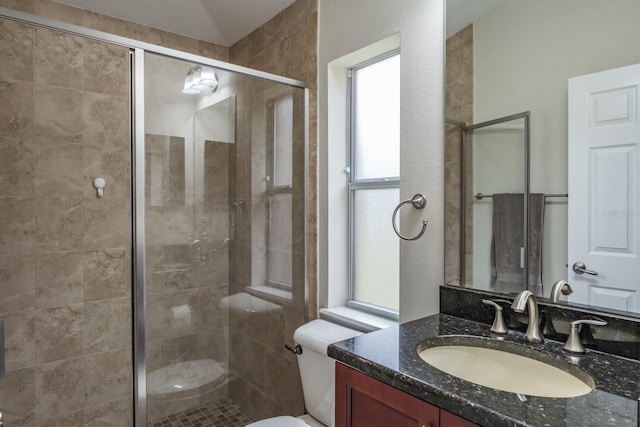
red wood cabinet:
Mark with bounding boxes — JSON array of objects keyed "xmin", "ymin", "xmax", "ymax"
[{"xmin": 335, "ymin": 363, "xmax": 478, "ymax": 427}]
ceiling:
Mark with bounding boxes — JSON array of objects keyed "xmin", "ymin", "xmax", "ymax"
[{"xmin": 53, "ymin": 0, "xmax": 297, "ymax": 46}]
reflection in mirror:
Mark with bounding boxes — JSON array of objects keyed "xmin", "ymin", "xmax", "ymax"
[{"xmin": 444, "ymin": 0, "xmax": 640, "ymax": 316}]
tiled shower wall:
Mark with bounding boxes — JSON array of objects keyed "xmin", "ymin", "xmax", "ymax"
[
  {"xmin": 445, "ymin": 24, "xmax": 473, "ymax": 286},
  {"xmin": 0, "ymin": 0, "xmax": 318, "ymax": 425},
  {"xmin": 0, "ymin": 19, "xmax": 132, "ymax": 426},
  {"xmin": 226, "ymin": 0, "xmax": 317, "ymax": 420},
  {"xmin": 230, "ymin": 0, "xmax": 318, "ymax": 318},
  {"xmin": 0, "ymin": 0, "xmax": 229, "ymax": 62}
]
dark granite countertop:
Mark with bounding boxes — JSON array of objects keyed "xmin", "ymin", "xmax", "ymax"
[{"xmin": 328, "ymin": 314, "xmax": 640, "ymax": 427}]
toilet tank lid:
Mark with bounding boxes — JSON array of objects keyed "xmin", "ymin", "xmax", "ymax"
[{"xmin": 293, "ymin": 319, "xmax": 362, "ymax": 356}]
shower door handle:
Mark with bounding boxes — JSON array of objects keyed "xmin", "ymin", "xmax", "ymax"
[{"xmin": 572, "ymin": 262, "xmax": 598, "ymax": 276}]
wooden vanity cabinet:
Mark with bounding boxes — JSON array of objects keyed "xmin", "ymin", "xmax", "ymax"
[{"xmin": 335, "ymin": 363, "xmax": 478, "ymax": 427}]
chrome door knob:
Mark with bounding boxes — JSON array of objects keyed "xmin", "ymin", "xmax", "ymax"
[{"xmin": 572, "ymin": 262, "xmax": 598, "ymax": 276}]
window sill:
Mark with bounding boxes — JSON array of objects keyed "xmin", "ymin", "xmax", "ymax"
[
  {"xmin": 319, "ymin": 306, "xmax": 398, "ymax": 333},
  {"xmin": 246, "ymin": 285, "xmax": 293, "ymax": 304}
]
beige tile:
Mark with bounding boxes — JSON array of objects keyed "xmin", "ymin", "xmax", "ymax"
[
  {"xmin": 264, "ymin": 346, "xmax": 304, "ymax": 414},
  {"xmin": 196, "ymin": 286, "xmax": 228, "ymax": 330},
  {"xmin": 197, "ymin": 41, "xmax": 229, "ymax": 62},
  {"xmin": 0, "ymin": 0, "xmax": 36, "ymax": 13},
  {"xmin": 283, "ymin": 27, "xmax": 316, "ymax": 83},
  {"xmin": 262, "ymin": 42, "xmax": 286, "ymax": 76},
  {"xmin": 82, "ymin": 92, "xmax": 129, "ymax": 148},
  {"xmin": 0, "ymin": 79, "xmax": 34, "ymax": 137},
  {"xmin": 284, "ymin": 0, "xmax": 317, "ymax": 38},
  {"xmin": 264, "ymin": 12, "xmax": 286, "ymax": 45},
  {"xmin": 147, "ymin": 261, "xmax": 197, "ymax": 295},
  {"xmin": 0, "ymin": 18, "xmax": 34, "ymax": 82},
  {"xmin": 82, "ymin": 199, "xmax": 130, "ymax": 249},
  {"xmin": 34, "ymin": 85, "xmax": 83, "ymax": 138},
  {"xmin": 123, "ymin": 24, "xmax": 163, "ymax": 46},
  {"xmin": 146, "ymin": 334, "xmax": 198, "ymax": 372},
  {"xmin": 84, "ymin": 348, "xmax": 131, "ymax": 406},
  {"xmin": 83, "ymin": 248, "xmax": 129, "ymax": 302},
  {"xmin": 147, "ymin": 291, "xmax": 198, "ymax": 341},
  {"xmin": 35, "ymin": 304, "xmax": 84, "ymax": 363},
  {"xmin": 229, "ymin": 38, "xmax": 248, "ymax": 67},
  {"xmin": 203, "ymin": 140, "xmax": 230, "ymax": 201},
  {"xmin": 0, "ymin": 197, "xmax": 35, "ymax": 253},
  {"xmin": 35, "ymin": 251, "xmax": 84, "ymax": 308},
  {"xmin": 34, "ymin": 28, "xmax": 83, "ymax": 89},
  {"xmin": 0, "ymin": 254, "xmax": 35, "ymax": 314},
  {"xmin": 0, "ymin": 136, "xmax": 33, "ymax": 196},
  {"xmin": 82, "ymin": 39, "xmax": 128, "ymax": 96},
  {"xmin": 35, "ymin": 197, "xmax": 83, "ymax": 251},
  {"xmin": 35, "ymin": 357, "xmax": 84, "ymax": 419},
  {"xmin": 34, "ymin": 0, "xmax": 85, "ymax": 26},
  {"xmin": 197, "ymin": 326, "xmax": 228, "ymax": 363},
  {"xmin": 247, "ymin": 53, "xmax": 265, "ymax": 71},
  {"xmin": 195, "ymin": 242, "xmax": 229, "ymax": 288},
  {"xmin": 82, "ymin": 145, "xmax": 130, "ymax": 199},
  {"xmin": 84, "ymin": 298, "xmax": 130, "ymax": 354},
  {"xmin": 246, "ymin": 27, "xmax": 265, "ymax": 59},
  {"xmin": 3, "ymin": 309, "xmax": 36, "ymax": 371},
  {"xmin": 81, "ymin": 11, "xmax": 128, "ymax": 38},
  {"xmin": 0, "ymin": 367, "xmax": 36, "ymax": 425},
  {"xmin": 33, "ymin": 137, "xmax": 83, "ymax": 196},
  {"xmin": 83, "ymin": 398, "xmax": 133, "ymax": 427},
  {"xmin": 34, "ymin": 410, "xmax": 83, "ymax": 427}
]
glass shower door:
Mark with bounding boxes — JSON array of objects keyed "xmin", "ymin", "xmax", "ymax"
[{"xmin": 142, "ymin": 52, "xmax": 307, "ymax": 426}]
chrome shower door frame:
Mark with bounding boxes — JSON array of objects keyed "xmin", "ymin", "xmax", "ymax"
[{"xmin": 0, "ymin": 7, "xmax": 310, "ymax": 426}]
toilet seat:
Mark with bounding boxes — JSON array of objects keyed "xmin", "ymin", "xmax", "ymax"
[{"xmin": 246, "ymin": 415, "xmax": 311, "ymax": 427}]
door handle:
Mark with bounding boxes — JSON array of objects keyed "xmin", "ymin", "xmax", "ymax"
[{"xmin": 572, "ymin": 262, "xmax": 598, "ymax": 276}]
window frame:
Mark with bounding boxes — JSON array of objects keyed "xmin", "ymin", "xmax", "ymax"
[
  {"xmin": 346, "ymin": 49, "xmax": 400, "ymax": 320},
  {"xmin": 265, "ymin": 94, "xmax": 294, "ymax": 294}
]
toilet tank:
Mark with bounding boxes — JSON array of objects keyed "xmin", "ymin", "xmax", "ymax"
[{"xmin": 293, "ymin": 320, "xmax": 362, "ymax": 427}]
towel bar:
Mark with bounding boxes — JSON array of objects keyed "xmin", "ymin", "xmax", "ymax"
[{"xmin": 392, "ymin": 194, "xmax": 428, "ymax": 241}]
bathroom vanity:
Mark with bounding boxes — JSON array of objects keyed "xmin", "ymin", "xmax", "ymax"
[
  {"xmin": 328, "ymin": 313, "xmax": 640, "ymax": 426},
  {"xmin": 335, "ymin": 361, "xmax": 476, "ymax": 426}
]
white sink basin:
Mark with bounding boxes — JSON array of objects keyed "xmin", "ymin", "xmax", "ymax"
[{"xmin": 417, "ymin": 338, "xmax": 594, "ymax": 398}]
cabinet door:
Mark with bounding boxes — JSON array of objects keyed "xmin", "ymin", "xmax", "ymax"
[
  {"xmin": 335, "ymin": 362, "xmax": 439, "ymax": 427},
  {"xmin": 441, "ymin": 410, "xmax": 479, "ymax": 427}
]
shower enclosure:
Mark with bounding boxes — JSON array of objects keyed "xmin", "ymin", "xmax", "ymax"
[
  {"xmin": 446, "ymin": 112, "xmax": 530, "ymax": 290},
  {"xmin": 0, "ymin": 8, "xmax": 308, "ymax": 426}
]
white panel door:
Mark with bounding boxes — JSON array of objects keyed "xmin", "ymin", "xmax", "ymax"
[{"xmin": 568, "ymin": 63, "xmax": 640, "ymax": 313}]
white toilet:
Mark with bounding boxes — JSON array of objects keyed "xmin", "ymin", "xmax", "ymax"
[{"xmin": 246, "ymin": 319, "xmax": 362, "ymax": 427}]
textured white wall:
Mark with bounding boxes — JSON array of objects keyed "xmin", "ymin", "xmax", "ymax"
[{"xmin": 318, "ymin": 0, "xmax": 445, "ymax": 322}]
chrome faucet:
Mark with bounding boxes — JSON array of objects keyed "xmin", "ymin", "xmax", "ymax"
[
  {"xmin": 511, "ymin": 290, "xmax": 544, "ymax": 343},
  {"xmin": 550, "ymin": 280, "xmax": 573, "ymax": 303}
]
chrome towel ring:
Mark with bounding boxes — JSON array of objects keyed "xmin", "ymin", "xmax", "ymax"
[{"xmin": 392, "ymin": 194, "xmax": 428, "ymax": 241}]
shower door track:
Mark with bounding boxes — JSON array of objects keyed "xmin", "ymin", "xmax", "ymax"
[{"xmin": 0, "ymin": 7, "xmax": 310, "ymax": 427}]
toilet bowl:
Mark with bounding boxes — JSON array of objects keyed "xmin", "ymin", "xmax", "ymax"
[{"xmin": 246, "ymin": 319, "xmax": 362, "ymax": 427}]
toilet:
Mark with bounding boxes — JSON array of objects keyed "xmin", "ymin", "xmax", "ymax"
[{"xmin": 247, "ymin": 319, "xmax": 362, "ymax": 427}]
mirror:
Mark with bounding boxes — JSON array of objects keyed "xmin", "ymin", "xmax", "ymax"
[{"xmin": 444, "ymin": 0, "xmax": 640, "ymax": 316}]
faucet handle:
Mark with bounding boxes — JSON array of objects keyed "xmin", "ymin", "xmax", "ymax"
[
  {"xmin": 563, "ymin": 318, "xmax": 607, "ymax": 354},
  {"xmin": 482, "ymin": 299, "xmax": 508, "ymax": 334}
]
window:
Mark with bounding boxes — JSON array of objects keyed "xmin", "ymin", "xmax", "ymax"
[
  {"xmin": 266, "ymin": 94, "xmax": 294, "ymax": 293},
  {"xmin": 347, "ymin": 51, "xmax": 400, "ymax": 318}
]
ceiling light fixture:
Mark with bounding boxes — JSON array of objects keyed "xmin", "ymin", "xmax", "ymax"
[{"xmin": 182, "ymin": 65, "xmax": 218, "ymax": 95}]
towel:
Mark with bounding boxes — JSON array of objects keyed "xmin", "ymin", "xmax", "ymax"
[{"xmin": 490, "ymin": 193, "xmax": 545, "ymax": 296}]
